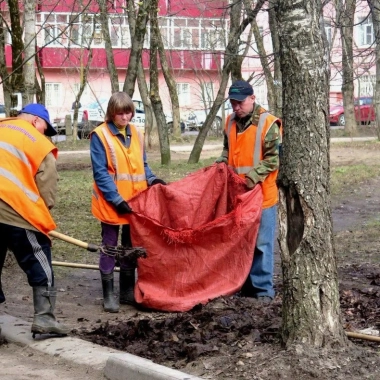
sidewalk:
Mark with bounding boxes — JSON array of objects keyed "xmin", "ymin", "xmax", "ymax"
[{"xmin": 0, "ymin": 314, "xmax": 203, "ymax": 380}]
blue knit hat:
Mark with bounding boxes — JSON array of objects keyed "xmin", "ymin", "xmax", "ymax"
[{"xmin": 19, "ymin": 103, "xmax": 57, "ymax": 136}]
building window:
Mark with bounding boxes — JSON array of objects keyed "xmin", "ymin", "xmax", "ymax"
[
  {"xmin": 358, "ymin": 75, "xmax": 375, "ymax": 96},
  {"xmin": 45, "ymin": 83, "xmax": 62, "ymax": 107},
  {"xmin": 177, "ymin": 83, "xmax": 190, "ymax": 106},
  {"xmin": 357, "ymin": 15, "xmax": 374, "ymax": 46}
]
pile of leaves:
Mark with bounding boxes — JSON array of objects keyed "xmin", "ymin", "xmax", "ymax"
[{"xmin": 78, "ymin": 264, "xmax": 380, "ymax": 368}]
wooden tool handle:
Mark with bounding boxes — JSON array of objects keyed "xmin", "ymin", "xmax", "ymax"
[{"xmin": 49, "ymin": 230, "xmax": 99, "ymax": 252}]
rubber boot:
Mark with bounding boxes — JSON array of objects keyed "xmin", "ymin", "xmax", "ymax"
[
  {"xmin": 31, "ymin": 286, "xmax": 70, "ymax": 336},
  {"xmin": 101, "ymin": 272, "xmax": 119, "ymax": 313},
  {"xmin": 119, "ymin": 268, "xmax": 136, "ymax": 305}
]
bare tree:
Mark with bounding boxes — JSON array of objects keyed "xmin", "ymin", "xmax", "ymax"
[
  {"xmin": 23, "ymin": 0, "xmax": 36, "ymax": 105},
  {"xmin": 188, "ymin": 0, "xmax": 266, "ymax": 163},
  {"xmin": 124, "ymin": 0, "xmax": 150, "ymax": 97},
  {"xmin": 97, "ymin": 0, "xmax": 118, "ymax": 93},
  {"xmin": 337, "ymin": 0, "xmax": 358, "ymax": 135},
  {"xmin": 275, "ymin": 0, "xmax": 349, "ymax": 348},
  {"xmin": 149, "ymin": 0, "xmax": 170, "ymax": 165},
  {"xmin": 368, "ymin": 0, "xmax": 380, "ymax": 139}
]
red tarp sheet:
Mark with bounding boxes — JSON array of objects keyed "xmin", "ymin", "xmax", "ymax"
[{"xmin": 128, "ymin": 164, "xmax": 263, "ymax": 312}]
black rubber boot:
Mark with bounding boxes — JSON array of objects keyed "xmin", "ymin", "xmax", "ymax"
[
  {"xmin": 119, "ymin": 268, "xmax": 136, "ymax": 305},
  {"xmin": 101, "ymin": 272, "xmax": 119, "ymax": 313},
  {"xmin": 31, "ymin": 286, "xmax": 70, "ymax": 337}
]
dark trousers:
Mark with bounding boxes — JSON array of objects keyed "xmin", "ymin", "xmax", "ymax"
[
  {"xmin": 0, "ymin": 223, "xmax": 54, "ymax": 303},
  {"xmin": 99, "ymin": 222, "xmax": 133, "ymax": 274}
]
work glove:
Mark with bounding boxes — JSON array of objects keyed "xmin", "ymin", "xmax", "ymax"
[
  {"xmin": 151, "ymin": 178, "xmax": 167, "ymax": 186},
  {"xmin": 215, "ymin": 156, "xmax": 228, "ymax": 164},
  {"xmin": 115, "ymin": 201, "xmax": 133, "ymax": 214},
  {"xmin": 245, "ymin": 176, "xmax": 256, "ymax": 189}
]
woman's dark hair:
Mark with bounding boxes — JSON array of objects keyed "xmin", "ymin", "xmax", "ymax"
[{"xmin": 105, "ymin": 92, "xmax": 135, "ymax": 122}]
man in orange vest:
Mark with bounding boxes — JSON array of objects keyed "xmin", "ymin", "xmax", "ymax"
[
  {"xmin": 216, "ymin": 80, "xmax": 282, "ymax": 303},
  {"xmin": 0, "ymin": 103, "xmax": 70, "ymax": 337}
]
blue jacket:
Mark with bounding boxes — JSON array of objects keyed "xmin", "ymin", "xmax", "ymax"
[{"xmin": 90, "ymin": 122, "xmax": 157, "ymax": 206}]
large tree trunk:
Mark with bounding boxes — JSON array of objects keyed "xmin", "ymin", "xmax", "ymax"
[
  {"xmin": 23, "ymin": 0, "xmax": 36, "ymax": 105},
  {"xmin": 368, "ymin": 0, "xmax": 380, "ymax": 140},
  {"xmin": 275, "ymin": 0, "xmax": 349, "ymax": 348},
  {"xmin": 337, "ymin": 0, "xmax": 357, "ymax": 135}
]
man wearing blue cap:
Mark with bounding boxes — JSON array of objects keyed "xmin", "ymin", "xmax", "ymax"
[
  {"xmin": 216, "ymin": 80, "xmax": 282, "ymax": 303},
  {"xmin": 0, "ymin": 103, "xmax": 70, "ymax": 337}
]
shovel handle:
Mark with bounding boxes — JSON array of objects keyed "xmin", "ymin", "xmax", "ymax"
[{"xmin": 49, "ymin": 230, "xmax": 99, "ymax": 252}]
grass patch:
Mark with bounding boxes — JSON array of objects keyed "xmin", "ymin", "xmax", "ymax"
[{"xmin": 331, "ymin": 164, "xmax": 380, "ymax": 196}]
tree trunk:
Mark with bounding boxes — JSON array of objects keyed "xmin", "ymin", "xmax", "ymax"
[
  {"xmin": 23, "ymin": 0, "xmax": 36, "ymax": 105},
  {"xmin": 268, "ymin": 5, "xmax": 282, "ymax": 117},
  {"xmin": 8, "ymin": 0, "xmax": 25, "ymax": 115},
  {"xmin": 368, "ymin": 0, "xmax": 380, "ymax": 140},
  {"xmin": 149, "ymin": 0, "xmax": 170, "ymax": 165},
  {"xmin": 188, "ymin": 0, "xmax": 266, "ymax": 164},
  {"xmin": 0, "ymin": 15, "xmax": 13, "ymax": 114},
  {"xmin": 275, "ymin": 0, "xmax": 349, "ymax": 348},
  {"xmin": 337, "ymin": 0, "xmax": 357, "ymax": 135},
  {"xmin": 124, "ymin": 0, "xmax": 150, "ymax": 97},
  {"xmin": 98, "ymin": 0, "xmax": 119, "ymax": 94}
]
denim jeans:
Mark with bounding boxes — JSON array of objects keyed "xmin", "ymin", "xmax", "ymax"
[
  {"xmin": 99, "ymin": 222, "xmax": 134, "ymax": 274},
  {"xmin": 246, "ymin": 205, "xmax": 277, "ymax": 298}
]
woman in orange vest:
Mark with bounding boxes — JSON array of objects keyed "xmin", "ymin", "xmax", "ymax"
[
  {"xmin": 0, "ymin": 103, "xmax": 69, "ymax": 337},
  {"xmin": 216, "ymin": 80, "xmax": 282, "ymax": 303},
  {"xmin": 90, "ymin": 92, "xmax": 166, "ymax": 313}
]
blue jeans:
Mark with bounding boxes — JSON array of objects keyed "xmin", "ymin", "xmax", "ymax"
[{"xmin": 246, "ymin": 205, "xmax": 277, "ymax": 298}]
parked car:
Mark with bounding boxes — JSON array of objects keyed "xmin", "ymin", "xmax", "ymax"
[
  {"xmin": 186, "ymin": 102, "xmax": 233, "ymax": 134},
  {"xmin": 329, "ymin": 97, "xmax": 375, "ymax": 126},
  {"xmin": 55, "ymin": 98, "xmax": 146, "ymax": 138}
]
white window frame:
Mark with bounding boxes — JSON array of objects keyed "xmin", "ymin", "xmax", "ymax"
[
  {"xmin": 357, "ymin": 15, "xmax": 374, "ymax": 47},
  {"xmin": 45, "ymin": 83, "xmax": 62, "ymax": 107},
  {"xmin": 177, "ymin": 83, "xmax": 190, "ymax": 106}
]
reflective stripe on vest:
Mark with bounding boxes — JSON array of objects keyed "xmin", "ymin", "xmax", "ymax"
[{"xmin": 0, "ymin": 119, "xmax": 57, "ymax": 234}]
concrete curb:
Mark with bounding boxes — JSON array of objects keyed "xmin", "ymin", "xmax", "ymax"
[{"xmin": 0, "ymin": 314, "xmax": 203, "ymax": 380}]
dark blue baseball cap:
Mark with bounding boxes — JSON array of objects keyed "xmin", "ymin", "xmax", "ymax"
[
  {"xmin": 19, "ymin": 103, "xmax": 57, "ymax": 136},
  {"xmin": 228, "ymin": 80, "xmax": 254, "ymax": 101}
]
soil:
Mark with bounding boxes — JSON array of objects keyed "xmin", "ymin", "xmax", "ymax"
[{"xmin": 1, "ymin": 142, "xmax": 380, "ymax": 380}]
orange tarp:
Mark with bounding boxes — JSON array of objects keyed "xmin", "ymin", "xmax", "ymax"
[{"xmin": 128, "ymin": 164, "xmax": 263, "ymax": 312}]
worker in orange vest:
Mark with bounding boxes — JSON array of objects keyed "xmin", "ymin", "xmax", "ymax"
[
  {"xmin": 90, "ymin": 92, "xmax": 166, "ymax": 313},
  {"xmin": 0, "ymin": 103, "xmax": 70, "ymax": 337},
  {"xmin": 216, "ymin": 80, "xmax": 282, "ymax": 303}
]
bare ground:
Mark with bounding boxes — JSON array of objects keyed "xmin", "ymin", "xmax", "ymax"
[{"xmin": 1, "ymin": 143, "xmax": 380, "ymax": 379}]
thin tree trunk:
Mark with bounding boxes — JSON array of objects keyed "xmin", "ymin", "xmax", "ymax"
[
  {"xmin": 0, "ymin": 16, "xmax": 12, "ymax": 114},
  {"xmin": 337, "ymin": 0, "xmax": 357, "ymax": 135},
  {"xmin": 275, "ymin": 0, "xmax": 349, "ymax": 348},
  {"xmin": 149, "ymin": 0, "xmax": 170, "ymax": 165},
  {"xmin": 124, "ymin": 0, "xmax": 149, "ymax": 97},
  {"xmin": 268, "ymin": 4, "xmax": 282, "ymax": 117},
  {"xmin": 188, "ymin": 0, "xmax": 266, "ymax": 164},
  {"xmin": 368, "ymin": 0, "xmax": 380, "ymax": 140},
  {"xmin": 8, "ymin": 0, "xmax": 25, "ymax": 115},
  {"xmin": 98, "ymin": 0, "xmax": 119, "ymax": 93},
  {"xmin": 23, "ymin": 0, "xmax": 36, "ymax": 105}
]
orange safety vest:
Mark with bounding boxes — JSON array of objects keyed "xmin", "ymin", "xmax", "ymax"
[
  {"xmin": 226, "ymin": 112, "xmax": 281, "ymax": 209},
  {"xmin": 0, "ymin": 118, "xmax": 58, "ymax": 234},
  {"xmin": 91, "ymin": 123, "xmax": 148, "ymax": 225}
]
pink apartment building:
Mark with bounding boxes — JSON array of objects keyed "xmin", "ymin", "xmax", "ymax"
[{"xmin": 1, "ymin": 0, "xmax": 377, "ymax": 120}]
